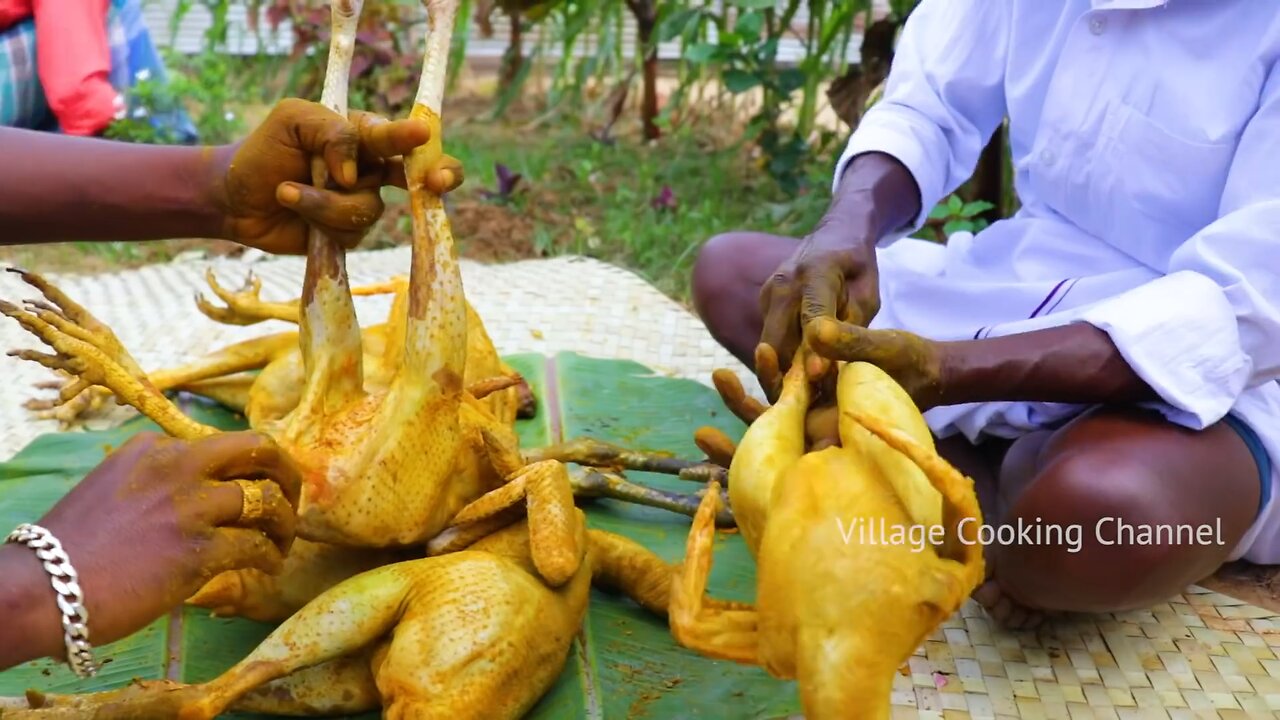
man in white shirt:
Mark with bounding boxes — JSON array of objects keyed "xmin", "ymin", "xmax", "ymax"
[{"xmin": 692, "ymin": 0, "xmax": 1280, "ymax": 628}]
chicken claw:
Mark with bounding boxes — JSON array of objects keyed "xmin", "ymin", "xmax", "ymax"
[
  {"xmin": 694, "ymin": 425, "xmax": 737, "ymax": 467},
  {"xmin": 1, "ymin": 270, "xmax": 211, "ymax": 439},
  {"xmin": 524, "ymin": 436, "xmax": 727, "ymax": 484},
  {"xmin": 570, "ymin": 467, "xmax": 735, "ymax": 527},
  {"xmin": 196, "ymin": 269, "xmax": 299, "ymax": 326},
  {"xmin": 711, "ymin": 368, "xmax": 767, "ymax": 425}
]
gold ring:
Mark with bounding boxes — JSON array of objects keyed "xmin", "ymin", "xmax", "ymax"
[{"xmin": 235, "ymin": 480, "xmax": 265, "ymax": 523}]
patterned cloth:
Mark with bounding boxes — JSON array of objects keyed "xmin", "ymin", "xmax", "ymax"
[
  {"xmin": 0, "ymin": 0, "xmax": 196, "ymax": 141},
  {"xmin": 0, "ymin": 14, "xmax": 48, "ymax": 130}
]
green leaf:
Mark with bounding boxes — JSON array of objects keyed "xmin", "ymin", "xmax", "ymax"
[
  {"xmin": 728, "ymin": 0, "xmax": 777, "ymax": 8},
  {"xmin": 683, "ymin": 42, "xmax": 720, "ymax": 64},
  {"xmin": 723, "ymin": 69, "xmax": 762, "ymax": 94},
  {"xmin": 958, "ymin": 200, "xmax": 996, "ymax": 218},
  {"xmin": 777, "ymin": 68, "xmax": 806, "ymax": 95},
  {"xmin": 926, "ymin": 202, "xmax": 950, "ymax": 220},
  {"xmin": 734, "ymin": 11, "xmax": 763, "ymax": 41},
  {"xmin": 655, "ymin": 7, "xmax": 700, "ymax": 43},
  {"xmin": 943, "ymin": 219, "xmax": 972, "ymax": 236},
  {"xmin": 946, "ymin": 194, "xmax": 963, "ymax": 213},
  {"xmin": 755, "ymin": 37, "xmax": 780, "ymax": 63},
  {"xmin": 0, "ymin": 353, "xmax": 801, "ymax": 718}
]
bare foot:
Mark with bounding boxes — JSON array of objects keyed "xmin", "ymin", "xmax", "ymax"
[{"xmin": 973, "ymin": 578, "xmax": 1052, "ymax": 631}]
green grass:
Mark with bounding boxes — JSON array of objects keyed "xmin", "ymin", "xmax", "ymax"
[{"xmin": 401, "ymin": 118, "xmax": 837, "ymax": 302}]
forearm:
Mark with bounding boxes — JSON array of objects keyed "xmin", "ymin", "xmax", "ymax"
[
  {"xmin": 935, "ymin": 323, "xmax": 1159, "ymax": 407},
  {"xmin": 0, "ymin": 544, "xmax": 65, "ymax": 670},
  {"xmin": 814, "ymin": 151, "xmax": 922, "ymax": 248},
  {"xmin": 0, "ymin": 128, "xmax": 231, "ymax": 244}
]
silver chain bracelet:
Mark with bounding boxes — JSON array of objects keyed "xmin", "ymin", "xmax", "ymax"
[{"xmin": 5, "ymin": 523, "xmax": 100, "ymax": 678}]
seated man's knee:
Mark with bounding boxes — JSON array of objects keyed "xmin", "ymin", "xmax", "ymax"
[
  {"xmin": 691, "ymin": 232, "xmax": 757, "ymax": 316},
  {"xmin": 995, "ymin": 450, "xmax": 1201, "ymax": 612}
]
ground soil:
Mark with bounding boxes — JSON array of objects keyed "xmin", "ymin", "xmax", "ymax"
[{"xmin": 1201, "ymin": 561, "xmax": 1280, "ymax": 612}]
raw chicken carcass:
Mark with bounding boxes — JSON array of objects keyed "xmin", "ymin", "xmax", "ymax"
[{"xmin": 668, "ymin": 355, "xmax": 986, "ymax": 719}]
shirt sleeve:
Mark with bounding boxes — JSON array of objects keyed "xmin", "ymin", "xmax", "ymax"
[
  {"xmin": 1076, "ymin": 66, "xmax": 1280, "ymax": 430},
  {"xmin": 32, "ymin": 0, "xmax": 118, "ymax": 136},
  {"xmin": 832, "ymin": 0, "xmax": 1011, "ymax": 233},
  {"xmin": 0, "ymin": 1, "xmax": 35, "ymax": 31}
]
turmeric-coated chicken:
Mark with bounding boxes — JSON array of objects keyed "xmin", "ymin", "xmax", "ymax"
[
  {"xmin": 669, "ymin": 356, "xmax": 986, "ymax": 719},
  {"xmin": 4, "ymin": 460, "xmax": 673, "ymax": 720}
]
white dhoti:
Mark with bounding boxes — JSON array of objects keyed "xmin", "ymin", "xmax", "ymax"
[{"xmin": 868, "ymin": 214, "xmax": 1280, "ymax": 564}]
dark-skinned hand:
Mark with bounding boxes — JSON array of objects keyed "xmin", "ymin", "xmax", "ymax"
[
  {"xmin": 806, "ymin": 316, "xmax": 947, "ymax": 410},
  {"xmin": 12, "ymin": 431, "xmax": 302, "ymax": 658},
  {"xmin": 756, "ymin": 228, "xmax": 881, "ymax": 400},
  {"xmin": 210, "ymin": 98, "xmax": 465, "ymax": 254}
]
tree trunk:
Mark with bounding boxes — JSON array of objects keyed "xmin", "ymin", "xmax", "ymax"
[
  {"xmin": 964, "ymin": 123, "xmax": 1007, "ymax": 221},
  {"xmin": 627, "ymin": 0, "xmax": 660, "ymax": 141},
  {"xmin": 499, "ymin": 10, "xmax": 524, "ymax": 90},
  {"xmin": 825, "ymin": 16, "xmax": 898, "ymax": 129}
]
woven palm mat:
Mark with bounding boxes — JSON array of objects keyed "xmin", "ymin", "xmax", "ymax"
[{"xmin": 2, "ymin": 251, "xmax": 1279, "ymax": 719}]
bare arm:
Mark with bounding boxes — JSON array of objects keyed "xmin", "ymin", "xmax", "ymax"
[
  {"xmin": 0, "ymin": 128, "xmax": 227, "ymax": 244},
  {"xmin": 0, "ymin": 99, "xmax": 457, "ymax": 253},
  {"xmin": 934, "ymin": 324, "xmax": 1158, "ymax": 407},
  {"xmin": 809, "ymin": 319, "xmax": 1157, "ymax": 411},
  {"xmin": 0, "ymin": 544, "xmax": 63, "ymax": 669}
]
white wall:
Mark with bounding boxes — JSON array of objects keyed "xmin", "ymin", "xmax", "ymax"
[{"xmin": 143, "ymin": 0, "xmax": 890, "ymax": 64}]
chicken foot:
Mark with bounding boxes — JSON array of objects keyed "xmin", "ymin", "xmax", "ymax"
[
  {"xmin": 477, "ymin": 426, "xmax": 736, "ymax": 527},
  {"xmin": 195, "ymin": 269, "xmax": 301, "ymax": 326},
  {"xmin": 570, "ymin": 467, "xmax": 735, "ymax": 526},
  {"xmin": 523, "ymin": 437, "xmax": 727, "ymax": 484},
  {"xmin": 195, "ymin": 268, "xmax": 409, "ymax": 328},
  {"xmin": 26, "ymin": 331, "xmax": 298, "ymax": 421},
  {"xmin": 1, "ymin": 270, "xmax": 219, "ymax": 440}
]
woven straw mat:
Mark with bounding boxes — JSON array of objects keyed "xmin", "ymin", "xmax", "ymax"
[{"xmin": 2, "ymin": 250, "xmax": 1279, "ymax": 719}]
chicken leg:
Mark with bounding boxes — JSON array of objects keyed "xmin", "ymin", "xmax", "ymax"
[{"xmin": 288, "ymin": 0, "xmax": 367, "ymax": 426}]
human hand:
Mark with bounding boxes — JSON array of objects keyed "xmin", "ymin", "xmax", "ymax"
[
  {"xmin": 210, "ymin": 98, "xmax": 465, "ymax": 254},
  {"xmin": 756, "ymin": 228, "xmax": 880, "ymax": 399},
  {"xmin": 30, "ymin": 431, "xmax": 301, "ymax": 650},
  {"xmin": 806, "ymin": 318, "xmax": 946, "ymax": 410}
]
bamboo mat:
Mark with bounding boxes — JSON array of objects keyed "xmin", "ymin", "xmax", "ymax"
[{"xmin": 1, "ymin": 251, "xmax": 1278, "ymax": 719}]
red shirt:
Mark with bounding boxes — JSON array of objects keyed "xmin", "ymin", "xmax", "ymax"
[{"xmin": 1, "ymin": 0, "xmax": 119, "ymax": 135}]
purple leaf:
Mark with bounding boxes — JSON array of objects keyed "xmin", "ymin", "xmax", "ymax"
[
  {"xmin": 385, "ymin": 82, "xmax": 411, "ymax": 107},
  {"xmin": 495, "ymin": 163, "xmax": 523, "ymax": 197},
  {"xmin": 650, "ymin": 185, "xmax": 677, "ymax": 212},
  {"xmin": 349, "ymin": 54, "xmax": 373, "ymax": 79}
]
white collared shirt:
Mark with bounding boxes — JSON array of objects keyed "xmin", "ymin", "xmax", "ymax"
[{"xmin": 835, "ymin": 0, "xmax": 1280, "ymax": 560}]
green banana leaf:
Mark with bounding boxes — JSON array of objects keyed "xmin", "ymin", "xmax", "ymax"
[{"xmin": 0, "ymin": 352, "xmax": 804, "ymax": 719}]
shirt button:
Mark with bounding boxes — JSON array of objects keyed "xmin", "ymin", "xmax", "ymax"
[
  {"xmin": 1041, "ymin": 148, "xmax": 1056, "ymax": 164},
  {"xmin": 1090, "ymin": 16, "xmax": 1107, "ymax": 34}
]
